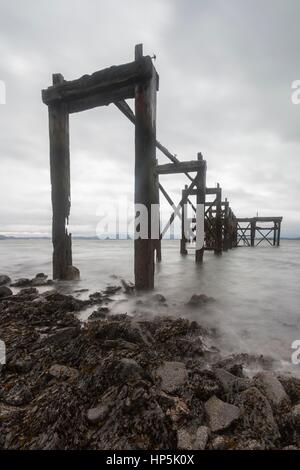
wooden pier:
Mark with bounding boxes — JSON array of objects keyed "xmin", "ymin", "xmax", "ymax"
[{"xmin": 42, "ymin": 44, "xmax": 283, "ymax": 290}]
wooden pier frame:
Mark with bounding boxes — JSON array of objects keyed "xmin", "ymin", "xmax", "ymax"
[
  {"xmin": 42, "ymin": 44, "xmax": 159, "ymax": 289},
  {"xmin": 42, "ymin": 44, "xmax": 283, "ymax": 290},
  {"xmin": 236, "ymin": 217, "xmax": 283, "ymax": 247}
]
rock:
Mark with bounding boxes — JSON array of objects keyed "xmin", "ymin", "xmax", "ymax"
[
  {"xmin": 283, "ymin": 445, "xmax": 299, "ymax": 450},
  {"xmin": 0, "ymin": 286, "xmax": 12, "ymax": 298},
  {"xmin": 5, "ymin": 383, "xmax": 33, "ymax": 406},
  {"xmin": 87, "ymin": 404, "xmax": 110, "ymax": 424},
  {"xmin": 214, "ymin": 368, "xmax": 250, "ymax": 394},
  {"xmin": 156, "ymin": 361, "xmax": 188, "ymax": 393},
  {"xmin": 89, "ymin": 307, "xmax": 109, "ymax": 320},
  {"xmin": 0, "ymin": 275, "xmax": 11, "ymax": 286},
  {"xmin": 49, "ymin": 364, "xmax": 79, "ymax": 381},
  {"xmin": 177, "ymin": 425, "xmax": 209, "ymax": 450},
  {"xmin": 191, "ymin": 369, "xmax": 223, "ymax": 401},
  {"xmin": 11, "ymin": 278, "xmax": 31, "ymax": 287},
  {"xmin": 205, "ymin": 395, "xmax": 240, "ymax": 432},
  {"xmin": 31, "ymin": 273, "xmax": 48, "ymax": 286},
  {"xmin": 103, "ymin": 285, "xmax": 121, "ymax": 295},
  {"xmin": 291, "ymin": 403, "xmax": 300, "ymax": 427},
  {"xmin": 210, "ymin": 435, "xmax": 229, "ymax": 450},
  {"xmin": 114, "ymin": 358, "xmax": 145, "ymax": 382},
  {"xmin": 234, "ymin": 387, "xmax": 280, "ymax": 445},
  {"xmin": 65, "ymin": 266, "xmax": 80, "ymax": 281},
  {"xmin": 43, "ymin": 326, "xmax": 80, "ymax": 346},
  {"xmin": 121, "ymin": 279, "xmax": 135, "ymax": 294},
  {"xmin": 254, "ymin": 371, "xmax": 289, "ymax": 407},
  {"xmin": 152, "ymin": 293, "xmax": 166, "ymax": 303},
  {"xmin": 187, "ymin": 294, "xmax": 214, "ymax": 306},
  {"xmin": 236, "ymin": 439, "xmax": 265, "ymax": 450},
  {"xmin": 277, "ymin": 375, "xmax": 300, "ymax": 404}
]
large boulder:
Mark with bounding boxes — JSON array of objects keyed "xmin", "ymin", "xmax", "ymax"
[
  {"xmin": 205, "ymin": 395, "xmax": 240, "ymax": 432},
  {"xmin": 234, "ymin": 386, "xmax": 280, "ymax": 446},
  {"xmin": 0, "ymin": 286, "xmax": 12, "ymax": 299},
  {"xmin": 156, "ymin": 361, "xmax": 188, "ymax": 393},
  {"xmin": 214, "ymin": 368, "xmax": 251, "ymax": 395},
  {"xmin": 253, "ymin": 371, "xmax": 290, "ymax": 407},
  {"xmin": 0, "ymin": 275, "xmax": 11, "ymax": 286}
]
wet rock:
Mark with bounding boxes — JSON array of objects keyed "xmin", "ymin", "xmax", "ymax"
[
  {"xmin": 0, "ymin": 274, "xmax": 11, "ymax": 286},
  {"xmin": 0, "ymin": 285, "xmax": 12, "ymax": 298},
  {"xmin": 48, "ymin": 364, "xmax": 79, "ymax": 381},
  {"xmin": 187, "ymin": 294, "xmax": 214, "ymax": 306},
  {"xmin": 31, "ymin": 273, "xmax": 49, "ymax": 286},
  {"xmin": 43, "ymin": 326, "xmax": 80, "ymax": 347},
  {"xmin": 5, "ymin": 383, "xmax": 33, "ymax": 406},
  {"xmin": 234, "ymin": 387, "xmax": 280, "ymax": 446},
  {"xmin": 191, "ymin": 369, "xmax": 223, "ymax": 401},
  {"xmin": 89, "ymin": 307, "xmax": 109, "ymax": 320},
  {"xmin": 210, "ymin": 435, "xmax": 229, "ymax": 450},
  {"xmin": 121, "ymin": 279, "xmax": 135, "ymax": 294},
  {"xmin": 87, "ymin": 404, "xmax": 110, "ymax": 424},
  {"xmin": 152, "ymin": 294, "xmax": 166, "ymax": 303},
  {"xmin": 235, "ymin": 439, "xmax": 265, "ymax": 450},
  {"xmin": 156, "ymin": 361, "xmax": 188, "ymax": 393},
  {"xmin": 205, "ymin": 396, "xmax": 240, "ymax": 432},
  {"xmin": 253, "ymin": 371, "xmax": 290, "ymax": 407},
  {"xmin": 177, "ymin": 425, "xmax": 209, "ymax": 450},
  {"xmin": 278, "ymin": 375, "xmax": 300, "ymax": 404},
  {"xmin": 291, "ymin": 403, "xmax": 300, "ymax": 428},
  {"xmin": 214, "ymin": 368, "xmax": 251, "ymax": 395},
  {"xmin": 11, "ymin": 278, "xmax": 31, "ymax": 287},
  {"xmin": 103, "ymin": 285, "xmax": 121, "ymax": 295},
  {"xmin": 65, "ymin": 266, "xmax": 80, "ymax": 281}
]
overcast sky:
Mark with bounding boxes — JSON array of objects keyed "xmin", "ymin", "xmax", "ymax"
[{"xmin": 0, "ymin": 0, "xmax": 300, "ymax": 237}]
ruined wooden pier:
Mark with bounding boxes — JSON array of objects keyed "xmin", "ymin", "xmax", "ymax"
[{"xmin": 42, "ymin": 44, "xmax": 283, "ymax": 290}]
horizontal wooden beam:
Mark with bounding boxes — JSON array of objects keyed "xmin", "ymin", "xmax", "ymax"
[
  {"xmin": 42, "ymin": 57, "xmax": 155, "ymax": 112},
  {"xmin": 156, "ymin": 160, "xmax": 205, "ymax": 175},
  {"xmin": 237, "ymin": 217, "xmax": 283, "ymax": 223}
]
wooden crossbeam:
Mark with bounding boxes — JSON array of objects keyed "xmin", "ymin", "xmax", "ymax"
[
  {"xmin": 42, "ymin": 57, "xmax": 155, "ymax": 112},
  {"xmin": 156, "ymin": 160, "xmax": 205, "ymax": 175},
  {"xmin": 160, "ymin": 174, "xmax": 198, "ymax": 238}
]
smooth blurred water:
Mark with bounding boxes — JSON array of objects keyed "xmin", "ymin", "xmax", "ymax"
[{"xmin": 1, "ymin": 239, "xmax": 300, "ymax": 375}]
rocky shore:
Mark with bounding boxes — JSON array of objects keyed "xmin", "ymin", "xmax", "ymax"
[{"xmin": 0, "ymin": 273, "xmax": 300, "ymax": 450}]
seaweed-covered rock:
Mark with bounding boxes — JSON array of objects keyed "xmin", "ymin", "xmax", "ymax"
[
  {"xmin": 177, "ymin": 425, "xmax": 209, "ymax": 450},
  {"xmin": 234, "ymin": 387, "xmax": 280, "ymax": 447}
]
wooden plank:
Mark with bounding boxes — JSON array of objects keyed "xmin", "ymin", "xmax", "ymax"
[
  {"xmin": 42, "ymin": 56, "xmax": 154, "ymax": 107},
  {"xmin": 156, "ymin": 160, "xmax": 204, "ymax": 175}
]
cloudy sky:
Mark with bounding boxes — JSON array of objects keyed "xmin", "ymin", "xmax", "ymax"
[{"xmin": 0, "ymin": 0, "xmax": 300, "ymax": 237}]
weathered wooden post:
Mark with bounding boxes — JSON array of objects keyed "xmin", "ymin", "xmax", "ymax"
[
  {"xmin": 195, "ymin": 153, "xmax": 206, "ymax": 263},
  {"xmin": 273, "ymin": 221, "xmax": 277, "ymax": 246},
  {"xmin": 134, "ymin": 44, "xmax": 158, "ymax": 289},
  {"xmin": 250, "ymin": 218, "xmax": 256, "ymax": 247},
  {"xmin": 48, "ymin": 74, "xmax": 75, "ymax": 280},
  {"xmin": 215, "ymin": 183, "xmax": 222, "ymax": 255},
  {"xmin": 180, "ymin": 185, "xmax": 188, "ymax": 255},
  {"xmin": 277, "ymin": 220, "xmax": 281, "ymax": 246},
  {"xmin": 223, "ymin": 198, "xmax": 229, "ymax": 251}
]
